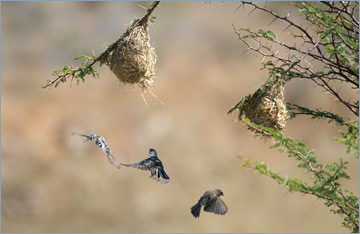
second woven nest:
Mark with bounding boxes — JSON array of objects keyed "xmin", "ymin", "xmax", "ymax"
[
  {"xmin": 108, "ymin": 19, "xmax": 156, "ymax": 91},
  {"xmin": 241, "ymin": 75, "xmax": 288, "ymax": 131}
]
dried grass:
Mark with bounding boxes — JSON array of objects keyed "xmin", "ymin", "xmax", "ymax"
[
  {"xmin": 109, "ymin": 20, "xmax": 156, "ymax": 92},
  {"xmin": 242, "ymin": 76, "xmax": 288, "ymax": 131}
]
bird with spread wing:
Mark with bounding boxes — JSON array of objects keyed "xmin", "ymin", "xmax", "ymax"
[{"xmin": 121, "ymin": 148, "xmax": 170, "ymax": 184}]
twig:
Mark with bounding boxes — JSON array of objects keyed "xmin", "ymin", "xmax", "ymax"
[
  {"xmin": 237, "ymin": 119, "xmax": 359, "ymax": 228},
  {"xmin": 43, "ymin": 1, "xmax": 161, "ymax": 89},
  {"xmin": 233, "ymin": 1, "xmax": 359, "ymax": 116}
]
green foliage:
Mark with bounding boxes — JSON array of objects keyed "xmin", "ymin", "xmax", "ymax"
[
  {"xmin": 233, "ymin": 1, "xmax": 359, "ymax": 115},
  {"xmin": 239, "ymin": 120, "xmax": 359, "ymax": 232},
  {"xmin": 287, "ymin": 103, "xmax": 345, "ymax": 124},
  {"xmin": 43, "ymin": 1, "xmax": 160, "ymax": 89},
  {"xmin": 150, "ymin": 16, "xmax": 157, "ymax": 25},
  {"xmin": 228, "ymin": 93, "xmax": 248, "ymax": 119},
  {"xmin": 240, "ymin": 28, "xmax": 277, "ymax": 41},
  {"xmin": 295, "ymin": 1, "xmax": 359, "ymax": 76},
  {"xmin": 231, "ymin": 1, "xmax": 359, "ymax": 232},
  {"xmin": 46, "ymin": 55, "xmax": 99, "ymax": 88},
  {"xmin": 287, "ymin": 103, "xmax": 359, "ymax": 156},
  {"xmin": 335, "ymin": 121, "xmax": 359, "ymax": 156}
]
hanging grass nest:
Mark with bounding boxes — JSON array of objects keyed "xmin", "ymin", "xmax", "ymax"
[
  {"xmin": 107, "ymin": 17, "xmax": 157, "ymax": 92},
  {"xmin": 230, "ymin": 74, "xmax": 288, "ymax": 131}
]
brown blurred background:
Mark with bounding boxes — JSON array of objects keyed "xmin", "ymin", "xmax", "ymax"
[{"xmin": 1, "ymin": 1, "xmax": 358, "ymax": 233}]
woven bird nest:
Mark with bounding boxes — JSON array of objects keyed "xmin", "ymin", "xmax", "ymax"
[
  {"xmin": 107, "ymin": 18, "xmax": 156, "ymax": 91},
  {"xmin": 241, "ymin": 74, "xmax": 288, "ymax": 131}
]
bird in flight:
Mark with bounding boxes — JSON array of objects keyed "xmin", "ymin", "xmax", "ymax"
[
  {"xmin": 121, "ymin": 148, "xmax": 170, "ymax": 184},
  {"xmin": 190, "ymin": 189, "xmax": 228, "ymax": 218}
]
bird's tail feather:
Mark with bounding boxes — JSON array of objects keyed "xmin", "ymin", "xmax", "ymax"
[
  {"xmin": 159, "ymin": 169, "xmax": 170, "ymax": 180},
  {"xmin": 150, "ymin": 170, "xmax": 170, "ymax": 183},
  {"xmin": 190, "ymin": 203, "xmax": 201, "ymax": 218}
]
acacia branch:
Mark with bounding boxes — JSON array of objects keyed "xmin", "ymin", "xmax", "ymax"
[
  {"xmin": 233, "ymin": 1, "xmax": 359, "ymax": 116},
  {"xmin": 42, "ymin": 1, "xmax": 161, "ymax": 89},
  {"xmin": 237, "ymin": 119, "xmax": 359, "ymax": 229}
]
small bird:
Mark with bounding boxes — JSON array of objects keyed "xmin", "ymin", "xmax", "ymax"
[
  {"xmin": 190, "ymin": 189, "xmax": 228, "ymax": 218},
  {"xmin": 121, "ymin": 148, "xmax": 170, "ymax": 183}
]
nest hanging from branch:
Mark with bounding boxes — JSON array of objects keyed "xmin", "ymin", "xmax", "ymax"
[
  {"xmin": 43, "ymin": 2, "xmax": 161, "ymax": 91},
  {"xmin": 244, "ymin": 75, "xmax": 287, "ymax": 130},
  {"xmin": 95, "ymin": 1, "xmax": 160, "ymax": 96},
  {"xmin": 108, "ymin": 18, "xmax": 157, "ymax": 91},
  {"xmin": 230, "ymin": 74, "xmax": 288, "ymax": 131}
]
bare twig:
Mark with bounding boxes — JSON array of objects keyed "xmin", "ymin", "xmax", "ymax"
[{"xmin": 233, "ymin": 1, "xmax": 359, "ymax": 116}]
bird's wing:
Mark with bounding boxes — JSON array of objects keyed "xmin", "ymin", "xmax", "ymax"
[
  {"xmin": 121, "ymin": 158, "xmax": 157, "ymax": 171},
  {"xmin": 204, "ymin": 197, "xmax": 228, "ymax": 215},
  {"xmin": 121, "ymin": 155, "xmax": 170, "ymax": 183}
]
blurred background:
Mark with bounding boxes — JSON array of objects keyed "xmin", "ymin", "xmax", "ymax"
[{"xmin": 2, "ymin": 1, "xmax": 358, "ymax": 233}]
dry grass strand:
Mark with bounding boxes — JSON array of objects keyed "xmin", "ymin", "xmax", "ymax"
[
  {"xmin": 109, "ymin": 20, "xmax": 157, "ymax": 92},
  {"xmin": 242, "ymin": 76, "xmax": 288, "ymax": 130}
]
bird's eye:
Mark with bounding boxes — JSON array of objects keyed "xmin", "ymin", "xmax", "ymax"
[{"xmin": 149, "ymin": 150, "xmax": 156, "ymax": 157}]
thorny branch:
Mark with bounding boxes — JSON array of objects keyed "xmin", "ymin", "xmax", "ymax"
[
  {"xmin": 42, "ymin": 1, "xmax": 161, "ymax": 89},
  {"xmin": 238, "ymin": 118, "xmax": 359, "ymax": 229},
  {"xmin": 233, "ymin": 1, "xmax": 359, "ymax": 116}
]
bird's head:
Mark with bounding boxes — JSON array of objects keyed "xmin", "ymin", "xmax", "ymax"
[
  {"xmin": 149, "ymin": 148, "xmax": 157, "ymax": 157},
  {"xmin": 215, "ymin": 189, "xmax": 224, "ymax": 196}
]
